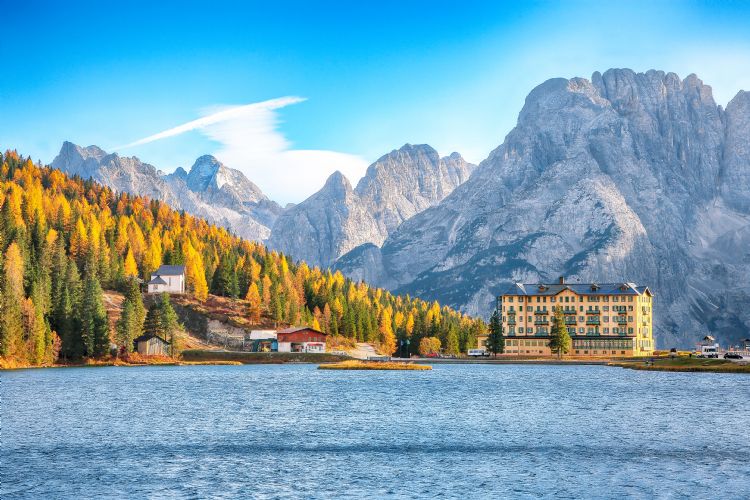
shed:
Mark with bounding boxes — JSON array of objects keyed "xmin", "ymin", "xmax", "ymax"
[{"xmin": 134, "ymin": 333, "xmax": 171, "ymax": 356}]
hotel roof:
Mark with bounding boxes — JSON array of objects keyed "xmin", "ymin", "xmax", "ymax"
[{"xmin": 502, "ymin": 282, "xmax": 652, "ymax": 297}]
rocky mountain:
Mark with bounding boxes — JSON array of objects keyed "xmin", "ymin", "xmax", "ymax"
[
  {"xmin": 268, "ymin": 144, "xmax": 475, "ymax": 268},
  {"xmin": 336, "ymin": 69, "xmax": 750, "ymax": 348},
  {"xmin": 51, "ymin": 142, "xmax": 282, "ymax": 240}
]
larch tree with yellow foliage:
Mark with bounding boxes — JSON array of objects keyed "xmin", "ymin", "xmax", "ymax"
[
  {"xmin": 378, "ymin": 308, "xmax": 397, "ymax": 355},
  {"xmin": 245, "ymin": 282, "xmax": 262, "ymax": 323},
  {"xmin": 123, "ymin": 247, "xmax": 138, "ymax": 277}
]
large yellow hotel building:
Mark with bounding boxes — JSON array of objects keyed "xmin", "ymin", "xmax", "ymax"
[{"xmin": 498, "ymin": 277, "xmax": 654, "ymax": 357}]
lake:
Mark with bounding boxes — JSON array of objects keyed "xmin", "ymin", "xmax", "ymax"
[{"xmin": 2, "ymin": 364, "xmax": 749, "ymax": 499}]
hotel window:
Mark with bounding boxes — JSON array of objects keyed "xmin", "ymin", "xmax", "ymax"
[
  {"xmin": 579, "ymin": 296, "xmax": 583, "ymax": 302},
  {"xmin": 628, "ymin": 316, "xmax": 633, "ymax": 322},
  {"xmin": 604, "ymin": 316, "xmax": 609, "ymax": 322},
  {"xmin": 629, "ymin": 297, "xmax": 633, "ymax": 302},
  {"xmin": 613, "ymin": 327, "xmax": 619, "ymax": 334},
  {"xmin": 551, "ymin": 297, "xmax": 556, "ymax": 302},
  {"xmin": 564, "ymin": 297, "xmax": 569, "ymax": 303},
  {"xmin": 518, "ymin": 327, "xmax": 524, "ymax": 334},
  {"xmin": 579, "ymin": 327, "xmax": 584, "ymax": 333},
  {"xmin": 528, "ymin": 316, "xmax": 532, "ymax": 322},
  {"xmin": 527, "ymin": 306, "xmax": 532, "ymax": 312},
  {"xmin": 536, "ymin": 296, "xmax": 540, "ymax": 303},
  {"xmin": 613, "ymin": 297, "xmax": 618, "ymax": 302},
  {"xmin": 604, "ymin": 328, "xmax": 609, "ymax": 334},
  {"xmin": 579, "ymin": 316, "xmax": 584, "ymax": 322},
  {"xmin": 628, "ymin": 328, "xmax": 634, "ymax": 334},
  {"xmin": 628, "ymin": 306, "xmax": 633, "ymax": 311}
]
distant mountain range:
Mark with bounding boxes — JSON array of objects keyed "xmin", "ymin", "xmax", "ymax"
[
  {"xmin": 52, "ymin": 142, "xmax": 282, "ymax": 241},
  {"xmin": 53, "ymin": 68, "xmax": 750, "ymax": 347}
]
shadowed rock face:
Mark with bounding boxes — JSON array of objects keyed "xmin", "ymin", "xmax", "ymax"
[
  {"xmin": 268, "ymin": 144, "xmax": 475, "ymax": 268},
  {"xmin": 52, "ymin": 143, "xmax": 282, "ymax": 241},
  {"xmin": 336, "ymin": 69, "xmax": 750, "ymax": 348}
]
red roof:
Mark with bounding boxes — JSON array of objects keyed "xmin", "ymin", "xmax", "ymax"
[{"xmin": 277, "ymin": 326, "xmax": 326, "ymax": 336}]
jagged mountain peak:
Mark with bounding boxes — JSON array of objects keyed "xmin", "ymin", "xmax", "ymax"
[
  {"xmin": 337, "ymin": 68, "xmax": 750, "ymax": 349},
  {"xmin": 51, "ymin": 142, "xmax": 282, "ymax": 242}
]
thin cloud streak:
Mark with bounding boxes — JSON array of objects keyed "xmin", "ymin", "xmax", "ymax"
[
  {"xmin": 115, "ymin": 97, "xmax": 368, "ymax": 204},
  {"xmin": 115, "ymin": 96, "xmax": 306, "ymax": 150}
]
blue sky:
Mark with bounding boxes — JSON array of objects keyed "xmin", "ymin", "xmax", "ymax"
[{"xmin": 2, "ymin": 0, "xmax": 750, "ymax": 203}]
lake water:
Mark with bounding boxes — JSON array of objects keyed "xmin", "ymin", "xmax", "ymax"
[{"xmin": 2, "ymin": 364, "xmax": 749, "ymax": 499}]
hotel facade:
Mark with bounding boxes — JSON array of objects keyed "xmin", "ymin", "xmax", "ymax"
[{"xmin": 497, "ymin": 277, "xmax": 654, "ymax": 357}]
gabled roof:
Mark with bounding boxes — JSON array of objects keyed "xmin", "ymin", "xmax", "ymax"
[
  {"xmin": 277, "ymin": 326, "xmax": 326, "ymax": 336},
  {"xmin": 133, "ymin": 333, "xmax": 170, "ymax": 344},
  {"xmin": 502, "ymin": 281, "xmax": 652, "ymax": 297},
  {"xmin": 148, "ymin": 276, "xmax": 168, "ymax": 285},
  {"xmin": 154, "ymin": 265, "xmax": 185, "ymax": 276}
]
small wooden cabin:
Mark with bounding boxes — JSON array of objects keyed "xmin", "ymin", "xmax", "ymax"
[{"xmin": 133, "ymin": 333, "xmax": 171, "ymax": 356}]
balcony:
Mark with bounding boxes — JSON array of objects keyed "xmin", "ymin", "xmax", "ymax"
[
  {"xmin": 585, "ymin": 309, "xmax": 601, "ymax": 315},
  {"xmin": 586, "ymin": 318, "xmax": 600, "ymax": 325},
  {"xmin": 616, "ymin": 316, "xmax": 627, "ymax": 323},
  {"xmin": 534, "ymin": 310, "xmax": 549, "ymax": 315},
  {"xmin": 565, "ymin": 318, "xmax": 577, "ymax": 325},
  {"xmin": 534, "ymin": 319, "xmax": 549, "ymax": 325}
]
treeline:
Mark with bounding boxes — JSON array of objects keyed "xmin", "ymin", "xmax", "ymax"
[{"xmin": 0, "ymin": 150, "xmax": 486, "ymax": 366}]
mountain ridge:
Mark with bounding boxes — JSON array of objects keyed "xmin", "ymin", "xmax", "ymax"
[{"xmin": 335, "ymin": 68, "xmax": 750, "ymax": 348}]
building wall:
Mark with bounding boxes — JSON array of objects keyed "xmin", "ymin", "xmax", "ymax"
[
  {"xmin": 148, "ymin": 274, "xmax": 184, "ymax": 294},
  {"xmin": 277, "ymin": 341, "xmax": 325, "ymax": 353},
  {"xmin": 499, "ymin": 288, "xmax": 654, "ymax": 356},
  {"xmin": 137, "ymin": 338, "xmax": 168, "ymax": 356}
]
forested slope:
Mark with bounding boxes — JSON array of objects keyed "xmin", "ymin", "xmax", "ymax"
[{"xmin": 0, "ymin": 151, "xmax": 485, "ymax": 367}]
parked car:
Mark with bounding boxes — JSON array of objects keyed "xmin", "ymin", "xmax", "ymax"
[{"xmin": 723, "ymin": 352, "xmax": 743, "ymax": 359}]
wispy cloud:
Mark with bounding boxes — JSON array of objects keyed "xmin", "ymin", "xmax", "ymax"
[{"xmin": 116, "ymin": 97, "xmax": 368, "ymax": 204}]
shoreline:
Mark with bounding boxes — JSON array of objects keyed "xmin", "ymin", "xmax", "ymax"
[{"xmin": 4, "ymin": 351, "xmax": 748, "ymax": 373}]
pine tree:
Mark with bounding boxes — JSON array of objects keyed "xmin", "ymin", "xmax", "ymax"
[
  {"xmin": 116, "ymin": 301, "xmax": 137, "ymax": 355},
  {"xmin": 445, "ymin": 324, "xmax": 460, "ymax": 355},
  {"xmin": 549, "ymin": 306, "xmax": 572, "ymax": 359},
  {"xmin": 80, "ymin": 254, "xmax": 110, "ymax": 357},
  {"xmin": 123, "ymin": 276, "xmax": 146, "ymax": 332},
  {"xmin": 486, "ymin": 310, "xmax": 505, "ymax": 357}
]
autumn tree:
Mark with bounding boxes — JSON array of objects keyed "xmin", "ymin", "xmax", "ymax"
[
  {"xmin": 0, "ymin": 242, "xmax": 25, "ymax": 361},
  {"xmin": 245, "ymin": 282, "xmax": 262, "ymax": 323}
]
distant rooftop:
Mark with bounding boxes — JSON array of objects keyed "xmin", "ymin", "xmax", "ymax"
[
  {"xmin": 154, "ymin": 264, "xmax": 185, "ymax": 276},
  {"xmin": 147, "ymin": 276, "xmax": 167, "ymax": 285}
]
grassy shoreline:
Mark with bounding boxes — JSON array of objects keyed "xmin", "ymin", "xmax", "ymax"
[
  {"xmin": 609, "ymin": 357, "xmax": 750, "ymax": 373},
  {"xmin": 319, "ymin": 360, "xmax": 431, "ymax": 370}
]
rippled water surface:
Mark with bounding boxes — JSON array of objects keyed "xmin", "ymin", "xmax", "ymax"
[{"xmin": 2, "ymin": 364, "xmax": 749, "ymax": 499}]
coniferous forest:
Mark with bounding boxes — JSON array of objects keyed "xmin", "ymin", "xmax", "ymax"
[{"xmin": 0, "ymin": 151, "xmax": 486, "ymax": 367}]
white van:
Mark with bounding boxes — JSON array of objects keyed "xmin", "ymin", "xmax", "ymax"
[{"xmin": 468, "ymin": 348, "xmax": 489, "ymax": 357}]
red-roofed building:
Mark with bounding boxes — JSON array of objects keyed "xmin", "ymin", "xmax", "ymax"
[{"xmin": 276, "ymin": 327, "xmax": 327, "ymax": 353}]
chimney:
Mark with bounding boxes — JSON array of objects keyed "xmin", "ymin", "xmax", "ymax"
[{"xmin": 558, "ymin": 276, "xmax": 565, "ymax": 285}]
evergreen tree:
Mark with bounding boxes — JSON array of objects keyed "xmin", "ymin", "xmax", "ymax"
[
  {"xmin": 80, "ymin": 255, "xmax": 110, "ymax": 357},
  {"xmin": 445, "ymin": 324, "xmax": 460, "ymax": 355},
  {"xmin": 486, "ymin": 310, "xmax": 505, "ymax": 357},
  {"xmin": 548, "ymin": 306, "xmax": 572, "ymax": 359},
  {"xmin": 123, "ymin": 276, "xmax": 146, "ymax": 332}
]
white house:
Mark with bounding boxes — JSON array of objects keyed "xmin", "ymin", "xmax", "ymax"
[{"xmin": 147, "ymin": 265, "xmax": 186, "ymax": 294}]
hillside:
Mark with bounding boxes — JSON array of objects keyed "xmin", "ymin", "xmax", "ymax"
[{"xmin": 0, "ymin": 151, "xmax": 485, "ymax": 368}]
